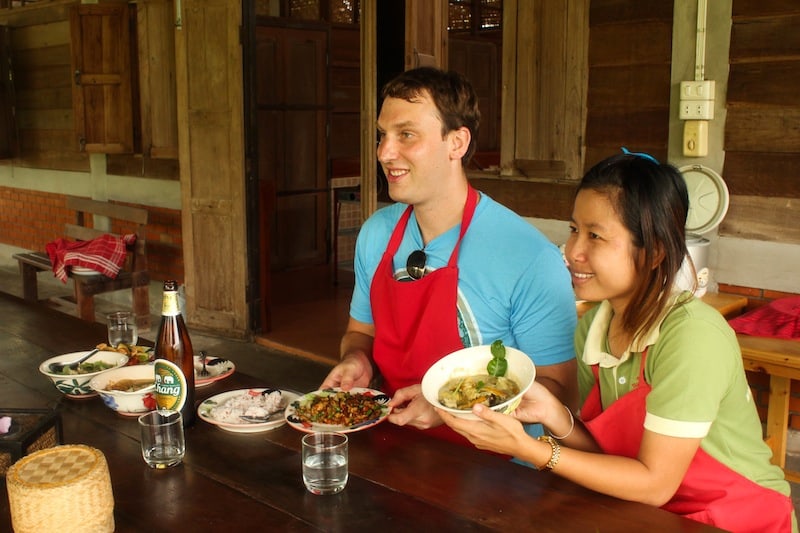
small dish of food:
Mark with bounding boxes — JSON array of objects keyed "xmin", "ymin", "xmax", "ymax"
[
  {"xmin": 89, "ymin": 364, "xmax": 156, "ymax": 416},
  {"xmin": 421, "ymin": 342, "xmax": 536, "ymax": 420},
  {"xmin": 193, "ymin": 354, "xmax": 235, "ymax": 387},
  {"xmin": 285, "ymin": 387, "xmax": 391, "ymax": 433},
  {"xmin": 198, "ymin": 388, "xmax": 298, "ymax": 433},
  {"xmin": 39, "ymin": 350, "xmax": 129, "ymax": 399}
]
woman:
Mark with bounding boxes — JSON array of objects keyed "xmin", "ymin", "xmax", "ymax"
[{"xmin": 438, "ymin": 151, "xmax": 795, "ymax": 532}]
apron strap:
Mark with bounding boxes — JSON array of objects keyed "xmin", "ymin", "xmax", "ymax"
[{"xmin": 385, "ymin": 186, "xmax": 479, "ymax": 261}]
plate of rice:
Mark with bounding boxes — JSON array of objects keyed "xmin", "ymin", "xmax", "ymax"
[{"xmin": 197, "ymin": 388, "xmax": 299, "ymax": 433}]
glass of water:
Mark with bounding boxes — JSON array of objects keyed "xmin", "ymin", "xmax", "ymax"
[
  {"xmin": 301, "ymin": 432, "xmax": 348, "ymax": 494},
  {"xmin": 107, "ymin": 311, "xmax": 138, "ymax": 347},
  {"xmin": 138, "ymin": 410, "xmax": 185, "ymax": 469}
]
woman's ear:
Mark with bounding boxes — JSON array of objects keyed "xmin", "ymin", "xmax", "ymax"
[
  {"xmin": 449, "ymin": 126, "xmax": 471, "ymax": 161},
  {"xmin": 650, "ymin": 243, "xmax": 666, "ymax": 270}
]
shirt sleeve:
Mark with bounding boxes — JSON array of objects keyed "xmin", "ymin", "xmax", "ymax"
[
  {"xmin": 510, "ymin": 245, "xmax": 578, "ymax": 366},
  {"xmin": 644, "ymin": 304, "xmax": 741, "ymax": 438}
]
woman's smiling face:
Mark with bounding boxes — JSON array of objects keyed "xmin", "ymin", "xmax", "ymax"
[{"xmin": 565, "ymin": 188, "xmax": 640, "ymax": 313}]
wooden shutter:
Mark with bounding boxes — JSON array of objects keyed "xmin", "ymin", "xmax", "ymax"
[{"xmin": 70, "ymin": 3, "xmax": 134, "ymax": 154}]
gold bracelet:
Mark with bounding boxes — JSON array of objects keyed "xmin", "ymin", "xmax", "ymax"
[
  {"xmin": 548, "ymin": 404, "xmax": 575, "ymax": 440},
  {"xmin": 537, "ymin": 435, "xmax": 561, "ymax": 471}
]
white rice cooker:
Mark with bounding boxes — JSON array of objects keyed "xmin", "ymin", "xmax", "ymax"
[{"xmin": 675, "ymin": 164, "xmax": 729, "ymax": 297}]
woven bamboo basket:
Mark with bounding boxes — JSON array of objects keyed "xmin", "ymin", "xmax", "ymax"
[{"xmin": 6, "ymin": 444, "xmax": 114, "ymax": 533}]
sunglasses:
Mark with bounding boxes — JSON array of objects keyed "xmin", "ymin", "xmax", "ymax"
[{"xmin": 406, "ymin": 250, "xmax": 426, "ymax": 280}]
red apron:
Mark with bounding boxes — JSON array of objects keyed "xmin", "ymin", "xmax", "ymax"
[
  {"xmin": 582, "ymin": 351, "xmax": 793, "ymax": 532},
  {"xmin": 370, "ymin": 186, "xmax": 477, "ymax": 444}
]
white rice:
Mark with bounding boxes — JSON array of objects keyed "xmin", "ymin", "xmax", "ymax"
[{"xmin": 209, "ymin": 390, "xmax": 284, "ymax": 423}]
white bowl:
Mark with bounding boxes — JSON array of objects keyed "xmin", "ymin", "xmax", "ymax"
[
  {"xmin": 39, "ymin": 351, "xmax": 129, "ymax": 399},
  {"xmin": 90, "ymin": 364, "xmax": 157, "ymax": 416},
  {"xmin": 421, "ymin": 344, "xmax": 536, "ymax": 420}
]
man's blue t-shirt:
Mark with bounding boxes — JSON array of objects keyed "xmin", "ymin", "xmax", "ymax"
[{"xmin": 351, "ymin": 192, "xmax": 576, "ymax": 368}]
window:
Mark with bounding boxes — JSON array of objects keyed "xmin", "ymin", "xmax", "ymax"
[{"xmin": 449, "ymin": 0, "xmax": 502, "ymax": 34}]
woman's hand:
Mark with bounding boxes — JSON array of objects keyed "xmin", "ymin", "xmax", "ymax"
[
  {"xmin": 387, "ymin": 384, "xmax": 443, "ymax": 429},
  {"xmin": 438, "ymin": 403, "xmax": 531, "ymax": 456},
  {"xmin": 508, "ymin": 381, "xmax": 561, "ymax": 425}
]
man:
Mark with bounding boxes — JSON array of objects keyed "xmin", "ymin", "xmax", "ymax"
[{"xmin": 321, "ymin": 67, "xmax": 577, "ymax": 444}]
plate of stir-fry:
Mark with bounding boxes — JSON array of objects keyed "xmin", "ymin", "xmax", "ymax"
[{"xmin": 285, "ymin": 387, "xmax": 392, "ymax": 433}]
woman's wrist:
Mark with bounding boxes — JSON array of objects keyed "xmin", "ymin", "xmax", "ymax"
[{"xmin": 547, "ymin": 404, "xmax": 575, "ymax": 440}]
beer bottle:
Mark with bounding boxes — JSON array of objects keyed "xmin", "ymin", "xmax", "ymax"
[{"xmin": 153, "ymin": 280, "xmax": 195, "ymax": 426}]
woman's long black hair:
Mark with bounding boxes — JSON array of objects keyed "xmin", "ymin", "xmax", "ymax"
[{"xmin": 578, "ymin": 152, "xmax": 692, "ymax": 339}]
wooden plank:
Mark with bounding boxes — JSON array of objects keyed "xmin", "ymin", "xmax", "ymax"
[
  {"xmin": 733, "ymin": 0, "xmax": 800, "ymax": 18},
  {"xmin": 730, "ymin": 14, "xmax": 800, "ymax": 62},
  {"xmin": 9, "ymin": 19, "xmax": 69, "ymax": 49},
  {"xmin": 66, "ymin": 197, "xmax": 148, "ymax": 224},
  {"xmin": 137, "ymin": 0, "xmax": 178, "ymax": 159},
  {"xmin": 471, "ymin": 177, "xmax": 573, "ymax": 219},
  {"xmin": 588, "ymin": 64, "xmax": 670, "ymax": 106},
  {"xmin": 588, "ymin": 21, "xmax": 672, "ymax": 67},
  {"xmin": 728, "ymin": 62, "xmax": 800, "ymax": 106},
  {"xmin": 721, "ymin": 196, "xmax": 800, "ymax": 245},
  {"xmin": 11, "ymin": 43, "xmax": 71, "ymax": 68},
  {"xmin": 15, "ymin": 108, "xmax": 72, "ymax": 130},
  {"xmin": 11, "ymin": 63, "xmax": 71, "ymax": 91},
  {"xmin": 723, "ymin": 152, "xmax": 800, "ymax": 197},
  {"xmin": 589, "ymin": 0, "xmax": 673, "ymax": 25},
  {"xmin": 725, "ymin": 107, "xmax": 800, "ymax": 153},
  {"xmin": 15, "ymin": 86, "xmax": 72, "ymax": 110},
  {"xmin": 586, "ymin": 107, "xmax": 670, "ymax": 146}
]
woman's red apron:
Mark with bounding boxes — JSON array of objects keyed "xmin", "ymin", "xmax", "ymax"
[
  {"xmin": 370, "ymin": 186, "xmax": 477, "ymax": 444},
  {"xmin": 581, "ymin": 351, "xmax": 793, "ymax": 532}
]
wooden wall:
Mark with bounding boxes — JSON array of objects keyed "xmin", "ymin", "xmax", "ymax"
[
  {"xmin": 722, "ymin": 0, "xmax": 800, "ymax": 245},
  {"xmin": 584, "ymin": 0, "xmax": 673, "ymax": 168},
  {"xmin": 4, "ymin": 1, "xmax": 88, "ymax": 171},
  {"xmin": 478, "ymin": 0, "xmax": 672, "ymax": 222}
]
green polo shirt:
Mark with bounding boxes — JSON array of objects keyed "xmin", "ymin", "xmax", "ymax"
[{"xmin": 576, "ymin": 293, "xmax": 789, "ymax": 497}]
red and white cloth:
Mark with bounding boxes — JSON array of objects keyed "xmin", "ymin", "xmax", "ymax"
[
  {"xmin": 729, "ymin": 296, "xmax": 800, "ymax": 340},
  {"xmin": 45, "ymin": 234, "xmax": 136, "ymax": 283}
]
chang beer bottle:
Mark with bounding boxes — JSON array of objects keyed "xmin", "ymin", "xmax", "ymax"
[{"xmin": 153, "ymin": 280, "xmax": 195, "ymax": 426}]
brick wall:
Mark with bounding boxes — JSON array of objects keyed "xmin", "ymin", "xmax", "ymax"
[
  {"xmin": 720, "ymin": 283, "xmax": 800, "ymax": 432},
  {"xmin": 0, "ymin": 186, "xmax": 184, "ymax": 283}
]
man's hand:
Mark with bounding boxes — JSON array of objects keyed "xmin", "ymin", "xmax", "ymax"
[
  {"xmin": 320, "ymin": 352, "xmax": 372, "ymax": 391},
  {"xmin": 387, "ymin": 384, "xmax": 443, "ymax": 429}
]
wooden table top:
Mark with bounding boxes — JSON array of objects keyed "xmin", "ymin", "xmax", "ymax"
[{"xmin": 0, "ymin": 292, "xmax": 721, "ymax": 532}]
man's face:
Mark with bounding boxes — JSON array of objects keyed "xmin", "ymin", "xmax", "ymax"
[{"xmin": 376, "ymin": 92, "xmax": 453, "ymax": 205}]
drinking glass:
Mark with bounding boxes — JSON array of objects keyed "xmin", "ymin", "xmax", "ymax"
[
  {"xmin": 301, "ymin": 432, "xmax": 348, "ymax": 494},
  {"xmin": 138, "ymin": 410, "xmax": 185, "ymax": 469},
  {"xmin": 107, "ymin": 311, "xmax": 138, "ymax": 347}
]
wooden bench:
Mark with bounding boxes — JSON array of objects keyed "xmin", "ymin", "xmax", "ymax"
[
  {"xmin": 12, "ymin": 196, "xmax": 150, "ymax": 329},
  {"xmin": 739, "ymin": 334, "xmax": 800, "ymax": 483}
]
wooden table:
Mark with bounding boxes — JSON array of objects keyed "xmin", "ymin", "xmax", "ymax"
[{"xmin": 0, "ymin": 292, "xmax": 721, "ymax": 532}]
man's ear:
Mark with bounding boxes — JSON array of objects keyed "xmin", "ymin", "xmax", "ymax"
[{"xmin": 449, "ymin": 127, "xmax": 471, "ymax": 161}]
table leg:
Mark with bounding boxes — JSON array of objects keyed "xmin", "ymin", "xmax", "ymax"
[{"xmin": 765, "ymin": 375, "xmax": 790, "ymax": 469}]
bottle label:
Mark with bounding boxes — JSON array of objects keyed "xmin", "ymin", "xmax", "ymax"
[
  {"xmin": 154, "ymin": 359, "xmax": 187, "ymax": 412},
  {"xmin": 161, "ymin": 291, "xmax": 181, "ymax": 317}
]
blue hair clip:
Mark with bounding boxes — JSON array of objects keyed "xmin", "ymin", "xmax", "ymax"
[{"xmin": 621, "ymin": 147, "xmax": 659, "ymax": 165}]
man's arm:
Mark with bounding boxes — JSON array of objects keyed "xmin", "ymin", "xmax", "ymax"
[{"xmin": 534, "ymin": 358, "xmax": 579, "ymax": 413}]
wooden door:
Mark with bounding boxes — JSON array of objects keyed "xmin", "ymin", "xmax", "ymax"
[
  {"xmin": 256, "ymin": 25, "xmax": 328, "ymax": 271},
  {"xmin": 69, "ymin": 3, "xmax": 134, "ymax": 154},
  {"xmin": 175, "ymin": 0, "xmax": 248, "ymax": 336}
]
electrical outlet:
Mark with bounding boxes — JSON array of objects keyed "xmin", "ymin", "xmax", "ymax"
[
  {"xmin": 679, "ymin": 100, "xmax": 714, "ymax": 120},
  {"xmin": 680, "ymin": 80, "xmax": 715, "ymax": 100},
  {"xmin": 683, "ymin": 120, "xmax": 708, "ymax": 157}
]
